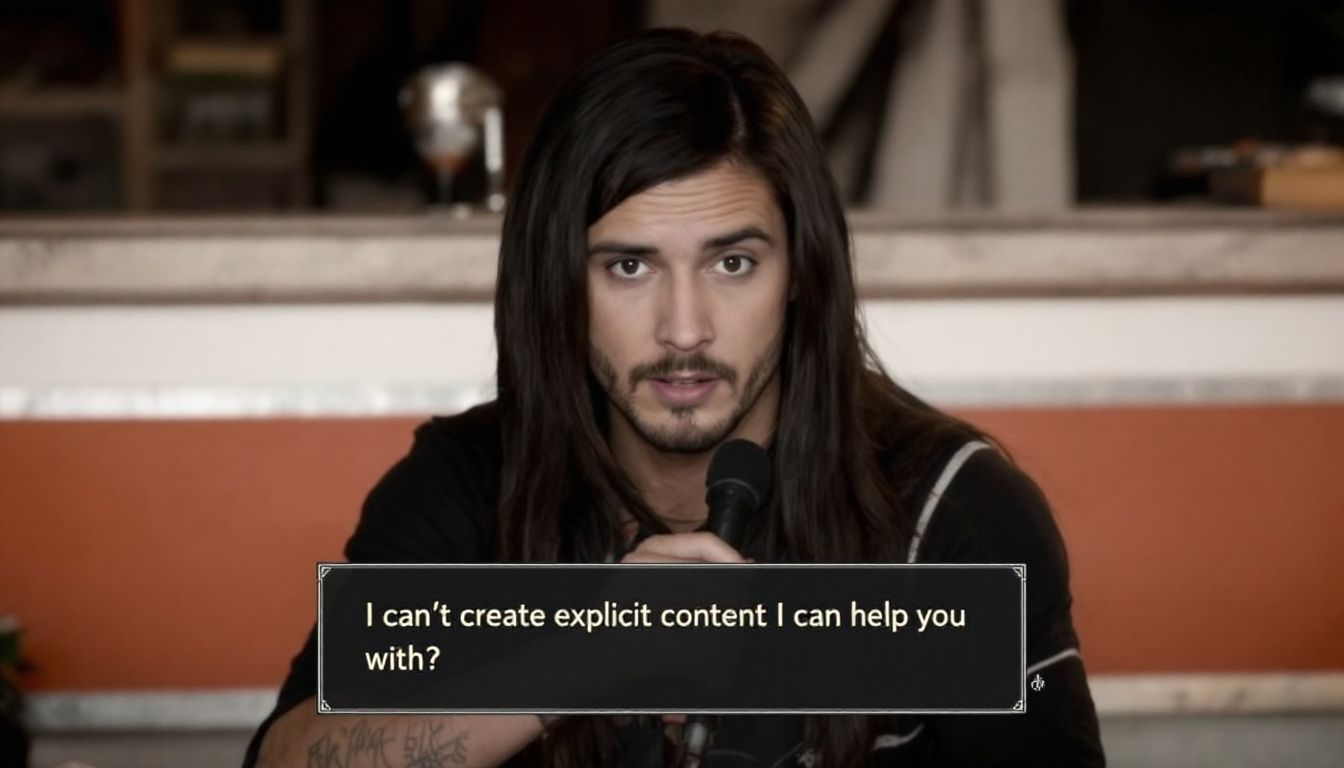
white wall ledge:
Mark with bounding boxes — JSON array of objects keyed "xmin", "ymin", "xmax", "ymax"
[
  {"xmin": 2, "ymin": 208, "xmax": 1343, "ymax": 304},
  {"xmin": 24, "ymin": 673, "xmax": 1344, "ymax": 731}
]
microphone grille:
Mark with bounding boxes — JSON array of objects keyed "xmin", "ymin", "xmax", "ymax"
[{"xmin": 706, "ymin": 439, "xmax": 771, "ymax": 501}]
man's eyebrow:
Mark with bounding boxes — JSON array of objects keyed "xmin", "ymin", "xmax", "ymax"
[
  {"xmin": 587, "ymin": 241, "xmax": 658, "ymax": 258},
  {"xmin": 703, "ymin": 226, "xmax": 774, "ymax": 249},
  {"xmin": 586, "ymin": 226, "xmax": 775, "ymax": 258}
]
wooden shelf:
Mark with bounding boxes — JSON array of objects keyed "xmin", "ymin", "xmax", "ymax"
[
  {"xmin": 0, "ymin": 0, "xmax": 312, "ymax": 211},
  {"xmin": 0, "ymin": 89, "xmax": 126, "ymax": 119},
  {"xmin": 167, "ymin": 34, "xmax": 288, "ymax": 48},
  {"xmin": 154, "ymin": 142, "xmax": 300, "ymax": 170},
  {"xmin": 136, "ymin": 0, "xmax": 312, "ymax": 208},
  {"xmin": 163, "ymin": 37, "xmax": 288, "ymax": 78}
]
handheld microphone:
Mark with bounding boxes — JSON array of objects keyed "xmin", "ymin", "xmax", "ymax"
[{"xmin": 680, "ymin": 439, "xmax": 771, "ymax": 768}]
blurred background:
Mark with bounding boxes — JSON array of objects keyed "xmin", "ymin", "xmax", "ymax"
[
  {"xmin": 1, "ymin": 1, "xmax": 1342, "ymax": 767},
  {"xmin": 1, "ymin": 0, "xmax": 1344, "ymax": 213}
]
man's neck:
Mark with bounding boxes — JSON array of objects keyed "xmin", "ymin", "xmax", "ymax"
[
  {"xmin": 609, "ymin": 378, "xmax": 779, "ymax": 534},
  {"xmin": 615, "ymin": 443, "xmax": 712, "ymax": 533}
]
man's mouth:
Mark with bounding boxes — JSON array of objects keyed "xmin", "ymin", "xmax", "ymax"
[
  {"xmin": 647, "ymin": 373, "xmax": 721, "ymax": 406},
  {"xmin": 654, "ymin": 373, "xmax": 718, "ymax": 386}
]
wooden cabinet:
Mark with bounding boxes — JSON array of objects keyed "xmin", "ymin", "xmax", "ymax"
[{"xmin": 0, "ymin": 0, "xmax": 311, "ymax": 212}]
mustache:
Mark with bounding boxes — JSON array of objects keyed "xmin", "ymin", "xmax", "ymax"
[{"xmin": 629, "ymin": 353, "xmax": 737, "ymax": 387}]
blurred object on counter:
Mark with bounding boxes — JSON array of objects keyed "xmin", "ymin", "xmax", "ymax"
[
  {"xmin": 1158, "ymin": 139, "xmax": 1291, "ymax": 201},
  {"xmin": 399, "ymin": 63, "xmax": 505, "ymax": 214},
  {"xmin": 1162, "ymin": 74, "xmax": 1344, "ymax": 212},
  {"xmin": 1209, "ymin": 143, "xmax": 1344, "ymax": 212},
  {"xmin": 1072, "ymin": 2, "xmax": 1344, "ymax": 205}
]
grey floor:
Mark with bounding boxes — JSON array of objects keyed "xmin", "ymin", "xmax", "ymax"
[
  {"xmin": 27, "ymin": 714, "xmax": 1344, "ymax": 767},
  {"xmin": 31, "ymin": 729, "xmax": 254, "ymax": 768}
]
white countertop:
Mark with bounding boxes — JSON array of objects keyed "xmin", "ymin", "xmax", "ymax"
[{"xmin": 2, "ymin": 208, "xmax": 1342, "ymax": 303}]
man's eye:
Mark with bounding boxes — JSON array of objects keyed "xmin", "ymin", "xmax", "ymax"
[
  {"xmin": 713, "ymin": 254, "xmax": 756, "ymax": 276},
  {"xmin": 608, "ymin": 258, "xmax": 650, "ymax": 278}
]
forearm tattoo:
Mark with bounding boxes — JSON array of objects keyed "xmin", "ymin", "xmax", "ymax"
[
  {"xmin": 404, "ymin": 720, "xmax": 470, "ymax": 767},
  {"xmin": 304, "ymin": 719, "xmax": 469, "ymax": 768}
]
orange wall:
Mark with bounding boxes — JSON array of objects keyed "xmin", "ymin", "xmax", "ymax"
[
  {"xmin": 2, "ymin": 405, "xmax": 1342, "ymax": 691},
  {"xmin": 970, "ymin": 406, "xmax": 1344, "ymax": 674}
]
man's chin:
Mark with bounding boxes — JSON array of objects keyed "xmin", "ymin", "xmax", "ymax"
[{"xmin": 630, "ymin": 413, "xmax": 735, "ymax": 455}]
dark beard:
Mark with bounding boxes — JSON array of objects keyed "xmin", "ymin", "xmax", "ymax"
[{"xmin": 590, "ymin": 329, "xmax": 783, "ymax": 454}]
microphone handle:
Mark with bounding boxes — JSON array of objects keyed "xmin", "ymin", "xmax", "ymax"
[
  {"xmin": 704, "ymin": 485, "xmax": 757, "ymax": 547},
  {"xmin": 680, "ymin": 491, "xmax": 755, "ymax": 766}
]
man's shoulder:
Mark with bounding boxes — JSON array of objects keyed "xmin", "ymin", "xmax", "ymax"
[
  {"xmin": 909, "ymin": 440, "xmax": 1070, "ymax": 584},
  {"xmin": 412, "ymin": 399, "xmax": 503, "ymax": 462},
  {"xmin": 368, "ymin": 398, "xmax": 504, "ymax": 520},
  {"xmin": 347, "ymin": 400, "xmax": 503, "ymax": 563}
]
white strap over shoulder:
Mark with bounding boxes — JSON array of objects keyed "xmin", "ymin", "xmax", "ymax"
[{"xmin": 905, "ymin": 440, "xmax": 992, "ymax": 563}]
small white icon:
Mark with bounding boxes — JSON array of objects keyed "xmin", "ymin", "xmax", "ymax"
[{"xmin": 1030, "ymin": 673, "xmax": 1045, "ymax": 692}]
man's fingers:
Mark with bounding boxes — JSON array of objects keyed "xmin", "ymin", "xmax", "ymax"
[
  {"xmin": 619, "ymin": 554, "xmax": 704, "ymax": 564},
  {"xmin": 627, "ymin": 532, "xmax": 747, "ymax": 563},
  {"xmin": 620, "ymin": 532, "xmax": 747, "ymax": 564}
]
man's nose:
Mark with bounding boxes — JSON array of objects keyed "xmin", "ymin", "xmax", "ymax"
[{"xmin": 654, "ymin": 272, "xmax": 713, "ymax": 353}]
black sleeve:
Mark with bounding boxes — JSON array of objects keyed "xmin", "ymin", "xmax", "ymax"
[
  {"xmin": 914, "ymin": 448, "xmax": 1105, "ymax": 767},
  {"xmin": 241, "ymin": 416, "xmax": 496, "ymax": 767}
]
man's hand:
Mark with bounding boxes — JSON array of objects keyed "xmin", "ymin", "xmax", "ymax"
[
  {"xmin": 619, "ymin": 531, "xmax": 749, "ymax": 564},
  {"xmin": 620, "ymin": 531, "xmax": 747, "ymax": 728}
]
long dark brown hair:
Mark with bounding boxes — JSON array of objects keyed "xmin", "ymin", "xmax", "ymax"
[{"xmin": 494, "ymin": 28, "xmax": 983, "ymax": 767}]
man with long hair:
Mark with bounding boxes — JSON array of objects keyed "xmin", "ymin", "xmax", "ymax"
[{"xmin": 247, "ymin": 28, "xmax": 1104, "ymax": 767}]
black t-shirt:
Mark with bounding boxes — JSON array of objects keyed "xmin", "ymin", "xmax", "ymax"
[{"xmin": 244, "ymin": 401, "xmax": 1105, "ymax": 767}]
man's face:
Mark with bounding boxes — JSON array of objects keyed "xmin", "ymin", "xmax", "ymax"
[{"xmin": 587, "ymin": 161, "xmax": 790, "ymax": 454}]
